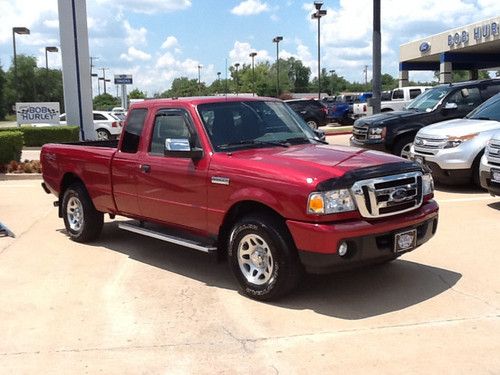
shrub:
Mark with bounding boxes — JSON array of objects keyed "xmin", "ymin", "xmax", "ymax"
[
  {"xmin": 0, "ymin": 126, "xmax": 79, "ymax": 147},
  {"xmin": 0, "ymin": 131, "xmax": 23, "ymax": 165}
]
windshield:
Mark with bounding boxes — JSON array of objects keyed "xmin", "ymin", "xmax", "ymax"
[
  {"xmin": 407, "ymin": 86, "xmax": 453, "ymax": 111},
  {"xmin": 197, "ymin": 101, "xmax": 318, "ymax": 151},
  {"xmin": 466, "ymin": 93, "xmax": 500, "ymax": 121}
]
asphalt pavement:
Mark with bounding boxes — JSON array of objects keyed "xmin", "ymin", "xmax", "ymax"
[{"xmin": 0, "ymin": 134, "xmax": 499, "ymax": 374}]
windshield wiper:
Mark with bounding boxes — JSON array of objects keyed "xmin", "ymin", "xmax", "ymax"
[
  {"xmin": 473, "ymin": 117, "xmax": 493, "ymax": 121},
  {"xmin": 218, "ymin": 139, "xmax": 290, "ymax": 150},
  {"xmin": 283, "ymin": 137, "xmax": 312, "ymax": 144}
]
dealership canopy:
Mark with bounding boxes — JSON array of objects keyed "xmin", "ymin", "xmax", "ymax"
[{"xmin": 399, "ymin": 16, "xmax": 500, "ymax": 87}]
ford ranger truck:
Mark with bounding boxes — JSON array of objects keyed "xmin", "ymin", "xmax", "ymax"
[
  {"xmin": 480, "ymin": 131, "xmax": 500, "ymax": 196},
  {"xmin": 41, "ymin": 97, "xmax": 439, "ymax": 301}
]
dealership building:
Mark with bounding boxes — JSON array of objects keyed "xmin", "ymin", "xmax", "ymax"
[{"xmin": 399, "ymin": 16, "xmax": 500, "ymax": 87}]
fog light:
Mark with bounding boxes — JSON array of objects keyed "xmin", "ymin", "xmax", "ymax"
[{"xmin": 338, "ymin": 241, "xmax": 348, "ymax": 257}]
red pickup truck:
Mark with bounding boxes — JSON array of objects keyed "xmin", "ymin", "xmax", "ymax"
[{"xmin": 41, "ymin": 97, "xmax": 439, "ymax": 300}]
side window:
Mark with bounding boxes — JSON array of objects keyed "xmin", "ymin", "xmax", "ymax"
[
  {"xmin": 93, "ymin": 113, "xmax": 108, "ymax": 121},
  {"xmin": 392, "ymin": 89, "xmax": 404, "ymax": 100},
  {"xmin": 120, "ymin": 108, "xmax": 148, "ymax": 153},
  {"xmin": 149, "ymin": 110, "xmax": 194, "ymax": 155},
  {"xmin": 447, "ymin": 87, "xmax": 482, "ymax": 110},
  {"xmin": 409, "ymin": 89, "xmax": 422, "ymax": 99},
  {"xmin": 481, "ymin": 84, "xmax": 500, "ymax": 101}
]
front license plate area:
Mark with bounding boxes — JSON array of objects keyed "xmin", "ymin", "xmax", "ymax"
[
  {"xmin": 492, "ymin": 168, "xmax": 500, "ymax": 183},
  {"xmin": 394, "ymin": 229, "xmax": 417, "ymax": 253}
]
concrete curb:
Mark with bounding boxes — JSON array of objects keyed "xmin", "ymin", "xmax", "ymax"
[{"xmin": 0, "ymin": 173, "xmax": 42, "ymax": 181}]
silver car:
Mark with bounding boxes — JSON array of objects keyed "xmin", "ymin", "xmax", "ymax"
[
  {"xmin": 410, "ymin": 93, "xmax": 500, "ymax": 185},
  {"xmin": 479, "ymin": 131, "xmax": 500, "ymax": 196}
]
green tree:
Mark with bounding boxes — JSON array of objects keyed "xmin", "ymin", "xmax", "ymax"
[
  {"xmin": 93, "ymin": 93, "xmax": 120, "ymax": 110},
  {"xmin": 163, "ymin": 77, "xmax": 207, "ymax": 97},
  {"xmin": 0, "ymin": 61, "xmax": 6, "ymax": 120},
  {"xmin": 128, "ymin": 88, "xmax": 146, "ymax": 99},
  {"xmin": 4, "ymin": 55, "xmax": 38, "ymax": 110}
]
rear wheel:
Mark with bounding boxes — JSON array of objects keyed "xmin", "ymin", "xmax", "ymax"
[
  {"xmin": 96, "ymin": 129, "xmax": 111, "ymax": 140},
  {"xmin": 393, "ymin": 134, "xmax": 415, "ymax": 159},
  {"xmin": 62, "ymin": 183, "xmax": 104, "ymax": 242},
  {"xmin": 228, "ymin": 214, "xmax": 302, "ymax": 301},
  {"xmin": 306, "ymin": 119, "xmax": 318, "ymax": 130}
]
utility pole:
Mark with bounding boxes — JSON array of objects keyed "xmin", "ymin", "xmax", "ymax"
[
  {"xmin": 90, "ymin": 56, "xmax": 99, "ymax": 98},
  {"xmin": 100, "ymin": 67, "xmax": 109, "ymax": 94},
  {"xmin": 364, "ymin": 65, "xmax": 368, "ymax": 85}
]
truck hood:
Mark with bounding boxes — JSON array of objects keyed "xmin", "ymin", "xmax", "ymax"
[
  {"xmin": 225, "ymin": 143, "xmax": 407, "ymax": 184},
  {"xmin": 418, "ymin": 118, "xmax": 500, "ymax": 138},
  {"xmin": 356, "ymin": 109, "xmax": 427, "ymax": 125}
]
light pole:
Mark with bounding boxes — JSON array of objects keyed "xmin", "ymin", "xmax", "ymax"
[
  {"xmin": 45, "ymin": 46, "xmax": 58, "ymax": 70},
  {"xmin": 12, "ymin": 27, "xmax": 30, "ymax": 102},
  {"xmin": 234, "ymin": 63, "xmax": 240, "ymax": 95},
  {"xmin": 249, "ymin": 52, "xmax": 257, "ymax": 96},
  {"xmin": 311, "ymin": 2, "xmax": 327, "ymax": 100},
  {"xmin": 100, "ymin": 67, "xmax": 109, "ymax": 94},
  {"xmin": 272, "ymin": 36, "xmax": 283, "ymax": 97},
  {"xmin": 217, "ymin": 71, "xmax": 221, "ymax": 94},
  {"xmin": 198, "ymin": 64, "xmax": 202, "ymax": 95},
  {"xmin": 329, "ymin": 69, "xmax": 335, "ymax": 95}
]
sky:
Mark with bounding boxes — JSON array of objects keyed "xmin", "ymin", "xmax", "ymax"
[{"xmin": 0, "ymin": 0, "xmax": 499, "ymax": 96}]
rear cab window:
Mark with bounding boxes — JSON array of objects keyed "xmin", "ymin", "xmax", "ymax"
[{"xmin": 120, "ymin": 108, "xmax": 148, "ymax": 153}]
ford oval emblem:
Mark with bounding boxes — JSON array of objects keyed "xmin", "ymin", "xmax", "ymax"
[
  {"xmin": 391, "ymin": 188, "xmax": 408, "ymax": 203},
  {"xmin": 419, "ymin": 41, "xmax": 431, "ymax": 53}
]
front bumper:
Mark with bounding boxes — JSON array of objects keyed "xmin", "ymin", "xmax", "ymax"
[
  {"xmin": 286, "ymin": 200, "xmax": 439, "ymax": 274},
  {"xmin": 479, "ymin": 155, "xmax": 500, "ymax": 196},
  {"xmin": 349, "ymin": 136, "xmax": 387, "ymax": 152}
]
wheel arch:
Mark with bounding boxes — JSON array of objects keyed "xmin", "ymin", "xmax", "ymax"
[{"xmin": 58, "ymin": 173, "xmax": 86, "ymax": 217}]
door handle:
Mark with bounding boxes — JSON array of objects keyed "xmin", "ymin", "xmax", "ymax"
[{"xmin": 140, "ymin": 164, "xmax": 151, "ymax": 173}]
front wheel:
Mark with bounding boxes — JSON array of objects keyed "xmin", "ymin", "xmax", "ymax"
[
  {"xmin": 393, "ymin": 134, "xmax": 415, "ymax": 159},
  {"xmin": 228, "ymin": 214, "xmax": 302, "ymax": 301},
  {"xmin": 62, "ymin": 183, "xmax": 104, "ymax": 242},
  {"xmin": 306, "ymin": 119, "xmax": 318, "ymax": 130}
]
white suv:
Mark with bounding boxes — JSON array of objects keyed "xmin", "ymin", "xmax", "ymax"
[{"xmin": 480, "ymin": 131, "xmax": 500, "ymax": 196}]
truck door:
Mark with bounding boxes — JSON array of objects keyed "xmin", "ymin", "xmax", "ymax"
[
  {"xmin": 136, "ymin": 108, "xmax": 209, "ymax": 233},
  {"xmin": 112, "ymin": 108, "xmax": 148, "ymax": 216}
]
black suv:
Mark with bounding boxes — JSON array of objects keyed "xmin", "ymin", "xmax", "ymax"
[
  {"xmin": 285, "ymin": 99, "xmax": 329, "ymax": 129},
  {"xmin": 351, "ymin": 79, "xmax": 500, "ymax": 158}
]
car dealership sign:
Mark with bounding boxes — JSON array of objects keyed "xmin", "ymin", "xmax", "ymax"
[
  {"xmin": 114, "ymin": 74, "xmax": 133, "ymax": 85},
  {"xmin": 16, "ymin": 102, "xmax": 60, "ymax": 124}
]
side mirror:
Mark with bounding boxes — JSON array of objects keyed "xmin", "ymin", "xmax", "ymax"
[
  {"xmin": 313, "ymin": 129, "xmax": 326, "ymax": 141},
  {"xmin": 461, "ymin": 88, "xmax": 470, "ymax": 98},
  {"xmin": 443, "ymin": 102, "xmax": 458, "ymax": 110},
  {"xmin": 164, "ymin": 138, "xmax": 203, "ymax": 159}
]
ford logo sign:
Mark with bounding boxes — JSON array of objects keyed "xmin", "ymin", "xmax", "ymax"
[
  {"xmin": 419, "ymin": 41, "xmax": 431, "ymax": 53},
  {"xmin": 390, "ymin": 188, "xmax": 409, "ymax": 203}
]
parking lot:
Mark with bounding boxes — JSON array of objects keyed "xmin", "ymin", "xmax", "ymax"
[{"xmin": 1, "ymin": 134, "xmax": 499, "ymax": 374}]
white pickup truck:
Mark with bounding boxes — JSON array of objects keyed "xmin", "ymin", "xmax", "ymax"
[{"xmin": 352, "ymin": 86, "xmax": 430, "ymax": 119}]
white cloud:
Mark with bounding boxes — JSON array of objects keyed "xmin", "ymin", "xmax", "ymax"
[
  {"xmin": 120, "ymin": 46, "xmax": 152, "ymax": 61},
  {"xmin": 231, "ymin": 0, "xmax": 269, "ymax": 16},
  {"xmin": 43, "ymin": 19, "xmax": 59, "ymax": 29},
  {"xmin": 161, "ymin": 36, "xmax": 179, "ymax": 49},
  {"xmin": 96, "ymin": 0, "xmax": 192, "ymax": 15},
  {"xmin": 229, "ymin": 41, "xmax": 270, "ymax": 65},
  {"xmin": 123, "ymin": 20, "xmax": 147, "ymax": 46}
]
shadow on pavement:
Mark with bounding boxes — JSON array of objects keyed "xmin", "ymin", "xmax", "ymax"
[
  {"xmin": 69, "ymin": 222, "xmax": 461, "ymax": 319},
  {"xmin": 434, "ymin": 183, "xmax": 485, "ymax": 195}
]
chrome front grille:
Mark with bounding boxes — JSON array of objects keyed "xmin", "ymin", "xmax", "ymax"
[
  {"xmin": 351, "ymin": 172, "xmax": 423, "ymax": 218},
  {"xmin": 487, "ymin": 140, "xmax": 500, "ymax": 165},
  {"xmin": 413, "ymin": 135, "xmax": 447, "ymax": 155},
  {"xmin": 352, "ymin": 125, "xmax": 368, "ymax": 141}
]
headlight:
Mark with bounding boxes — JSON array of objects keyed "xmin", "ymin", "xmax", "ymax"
[
  {"xmin": 443, "ymin": 133, "xmax": 478, "ymax": 148},
  {"xmin": 367, "ymin": 126, "xmax": 386, "ymax": 140},
  {"xmin": 422, "ymin": 173, "xmax": 434, "ymax": 196},
  {"xmin": 308, "ymin": 189, "xmax": 357, "ymax": 214}
]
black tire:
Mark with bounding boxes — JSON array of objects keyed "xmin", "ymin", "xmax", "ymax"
[
  {"xmin": 472, "ymin": 149, "xmax": 485, "ymax": 187},
  {"xmin": 228, "ymin": 214, "xmax": 303, "ymax": 301},
  {"xmin": 62, "ymin": 183, "xmax": 104, "ymax": 243},
  {"xmin": 393, "ymin": 134, "xmax": 415, "ymax": 159},
  {"xmin": 96, "ymin": 129, "xmax": 111, "ymax": 140}
]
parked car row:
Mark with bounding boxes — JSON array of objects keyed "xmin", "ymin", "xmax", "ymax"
[
  {"xmin": 350, "ymin": 78, "xmax": 500, "ymax": 188},
  {"xmin": 284, "ymin": 99, "xmax": 329, "ymax": 129}
]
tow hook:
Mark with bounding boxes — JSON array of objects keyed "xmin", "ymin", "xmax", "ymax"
[{"xmin": 0, "ymin": 222, "xmax": 15, "ymax": 238}]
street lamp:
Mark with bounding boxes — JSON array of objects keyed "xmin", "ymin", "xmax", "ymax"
[
  {"xmin": 198, "ymin": 64, "xmax": 202, "ymax": 95},
  {"xmin": 12, "ymin": 27, "xmax": 30, "ymax": 102},
  {"xmin": 249, "ymin": 52, "xmax": 257, "ymax": 96},
  {"xmin": 45, "ymin": 46, "xmax": 59, "ymax": 70},
  {"xmin": 234, "ymin": 63, "xmax": 240, "ymax": 95},
  {"xmin": 217, "ymin": 71, "xmax": 221, "ymax": 94},
  {"xmin": 311, "ymin": 2, "xmax": 327, "ymax": 100},
  {"xmin": 272, "ymin": 36, "xmax": 283, "ymax": 97}
]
